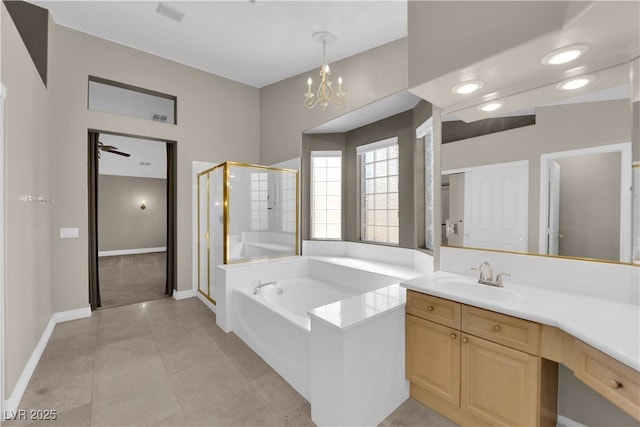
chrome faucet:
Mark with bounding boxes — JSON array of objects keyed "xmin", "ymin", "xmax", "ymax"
[
  {"xmin": 471, "ymin": 262, "xmax": 509, "ymax": 288},
  {"xmin": 253, "ymin": 280, "xmax": 277, "ymax": 294}
]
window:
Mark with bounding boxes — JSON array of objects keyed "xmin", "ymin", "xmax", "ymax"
[
  {"xmin": 250, "ymin": 172, "xmax": 268, "ymax": 230},
  {"xmin": 281, "ymin": 171, "xmax": 296, "ymax": 233},
  {"xmin": 358, "ymin": 137, "xmax": 399, "ymax": 245},
  {"xmin": 311, "ymin": 151, "xmax": 342, "ymax": 239},
  {"xmin": 88, "ymin": 76, "xmax": 177, "ymax": 124},
  {"xmin": 424, "ymin": 129, "xmax": 435, "ymax": 250},
  {"xmin": 417, "ymin": 119, "xmax": 435, "ymax": 251}
]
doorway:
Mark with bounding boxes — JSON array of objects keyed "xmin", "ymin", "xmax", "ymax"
[
  {"xmin": 88, "ymin": 131, "xmax": 177, "ymax": 310},
  {"xmin": 539, "ymin": 143, "xmax": 631, "ymax": 262}
]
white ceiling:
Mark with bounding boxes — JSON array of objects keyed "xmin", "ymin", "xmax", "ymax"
[
  {"xmin": 34, "ymin": 0, "xmax": 408, "ymax": 88},
  {"xmin": 99, "ymin": 134, "xmax": 167, "ymax": 179}
]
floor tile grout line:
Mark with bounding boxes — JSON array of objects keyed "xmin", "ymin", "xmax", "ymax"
[{"xmin": 143, "ymin": 302, "xmax": 185, "ymax": 425}]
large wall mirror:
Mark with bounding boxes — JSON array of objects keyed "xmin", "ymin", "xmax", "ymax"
[{"xmin": 440, "ymin": 61, "xmax": 637, "ymax": 265}]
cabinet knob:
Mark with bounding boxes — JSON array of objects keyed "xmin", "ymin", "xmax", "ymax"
[
  {"xmin": 608, "ymin": 379, "xmax": 623, "ymax": 390},
  {"xmin": 450, "ymin": 333, "xmax": 457, "ymax": 339},
  {"xmin": 493, "ymin": 324, "xmax": 501, "ymax": 332},
  {"xmin": 427, "ymin": 306, "xmax": 434, "ymax": 311},
  {"xmin": 462, "ymin": 337, "xmax": 469, "ymax": 344}
]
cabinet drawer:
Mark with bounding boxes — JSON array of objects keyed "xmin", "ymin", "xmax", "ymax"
[
  {"xmin": 461, "ymin": 305, "xmax": 539, "ymax": 355},
  {"xmin": 574, "ymin": 341, "xmax": 640, "ymax": 420},
  {"xmin": 407, "ymin": 290, "xmax": 461, "ymax": 329}
]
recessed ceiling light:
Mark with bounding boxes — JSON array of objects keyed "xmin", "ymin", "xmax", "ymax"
[
  {"xmin": 478, "ymin": 101, "xmax": 504, "ymax": 112},
  {"xmin": 541, "ymin": 44, "xmax": 589, "ymax": 66},
  {"xmin": 451, "ymin": 80, "xmax": 484, "ymax": 95},
  {"xmin": 556, "ymin": 75, "xmax": 596, "ymax": 91}
]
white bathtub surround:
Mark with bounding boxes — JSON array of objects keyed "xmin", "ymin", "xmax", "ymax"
[
  {"xmin": 215, "ymin": 243, "xmax": 433, "ymax": 427},
  {"xmin": 215, "ymin": 256, "xmax": 310, "ymax": 332},
  {"xmin": 229, "ymin": 258, "xmax": 421, "ymax": 401},
  {"xmin": 311, "ymin": 292, "xmax": 409, "ymax": 426},
  {"xmin": 402, "ymin": 271, "xmax": 639, "ymax": 371},
  {"xmin": 440, "ymin": 246, "xmax": 640, "ymax": 305},
  {"xmin": 310, "ymin": 287, "xmax": 408, "ymax": 426},
  {"xmin": 303, "ymin": 240, "xmax": 434, "ymax": 276}
]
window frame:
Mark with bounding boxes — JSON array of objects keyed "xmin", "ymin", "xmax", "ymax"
[
  {"xmin": 310, "ymin": 150, "xmax": 343, "ymax": 240},
  {"xmin": 357, "ymin": 137, "xmax": 400, "ymax": 246}
]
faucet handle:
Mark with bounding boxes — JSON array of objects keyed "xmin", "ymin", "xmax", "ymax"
[{"xmin": 495, "ymin": 273, "xmax": 511, "ymax": 287}]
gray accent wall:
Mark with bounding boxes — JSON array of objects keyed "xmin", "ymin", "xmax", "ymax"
[
  {"xmin": 556, "ymin": 152, "xmax": 621, "ymax": 261},
  {"xmin": 98, "ymin": 175, "xmax": 167, "ymax": 252},
  {"xmin": 302, "ymin": 100, "xmax": 433, "ymax": 250}
]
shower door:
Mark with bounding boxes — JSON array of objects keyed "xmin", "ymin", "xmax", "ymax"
[{"xmin": 197, "ymin": 165, "xmax": 223, "ymax": 305}]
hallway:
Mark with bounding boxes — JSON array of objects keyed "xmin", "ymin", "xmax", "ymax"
[{"xmin": 5, "ymin": 297, "xmax": 455, "ymax": 427}]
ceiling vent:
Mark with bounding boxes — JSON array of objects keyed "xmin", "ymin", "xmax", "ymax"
[
  {"xmin": 152, "ymin": 113, "xmax": 169, "ymax": 122},
  {"xmin": 156, "ymin": 2, "xmax": 185, "ymax": 23}
]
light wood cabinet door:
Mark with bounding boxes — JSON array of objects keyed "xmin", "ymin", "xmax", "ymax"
[
  {"xmin": 461, "ymin": 333, "xmax": 539, "ymax": 426},
  {"xmin": 406, "ymin": 314, "xmax": 461, "ymax": 406}
]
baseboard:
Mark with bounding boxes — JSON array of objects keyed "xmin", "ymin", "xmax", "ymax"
[
  {"xmin": 52, "ymin": 306, "xmax": 91, "ymax": 323},
  {"xmin": 196, "ymin": 292, "xmax": 217, "ymax": 313},
  {"xmin": 2, "ymin": 307, "xmax": 92, "ymax": 419},
  {"xmin": 98, "ymin": 247, "xmax": 166, "ymax": 257},
  {"xmin": 557, "ymin": 415, "xmax": 588, "ymax": 427},
  {"xmin": 3, "ymin": 317, "xmax": 55, "ymax": 417},
  {"xmin": 173, "ymin": 289, "xmax": 196, "ymax": 300}
]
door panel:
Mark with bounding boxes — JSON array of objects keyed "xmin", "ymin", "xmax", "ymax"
[
  {"xmin": 406, "ymin": 314, "xmax": 461, "ymax": 405},
  {"xmin": 461, "ymin": 334, "xmax": 538, "ymax": 426},
  {"xmin": 464, "ymin": 162, "xmax": 528, "ymax": 251}
]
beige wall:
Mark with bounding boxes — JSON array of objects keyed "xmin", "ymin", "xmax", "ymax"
[
  {"xmin": 49, "ymin": 25, "xmax": 260, "ymax": 312},
  {"xmin": 259, "ymin": 38, "xmax": 408, "ymax": 166},
  {"xmin": 407, "ymin": 1, "xmax": 570, "ymax": 89},
  {"xmin": 442, "ymin": 99, "xmax": 631, "ymax": 253},
  {"xmin": 1, "ymin": 3, "xmax": 53, "ymax": 398},
  {"xmin": 98, "ymin": 175, "xmax": 167, "ymax": 252}
]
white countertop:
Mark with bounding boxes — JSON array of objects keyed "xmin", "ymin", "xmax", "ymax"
[
  {"xmin": 309, "ymin": 256, "xmax": 422, "ymax": 281},
  {"xmin": 401, "ymin": 271, "xmax": 640, "ymax": 371},
  {"xmin": 308, "ymin": 283, "xmax": 406, "ymax": 331}
]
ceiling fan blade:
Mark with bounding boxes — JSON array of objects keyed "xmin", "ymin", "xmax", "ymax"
[{"xmin": 106, "ymin": 149, "xmax": 131, "ymax": 157}]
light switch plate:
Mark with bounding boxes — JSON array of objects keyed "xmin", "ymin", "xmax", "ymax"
[{"xmin": 60, "ymin": 227, "xmax": 79, "ymax": 239}]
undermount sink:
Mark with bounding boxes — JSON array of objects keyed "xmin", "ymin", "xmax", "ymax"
[{"xmin": 432, "ymin": 276, "xmax": 523, "ymax": 302}]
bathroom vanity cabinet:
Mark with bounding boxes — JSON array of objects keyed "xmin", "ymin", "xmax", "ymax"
[
  {"xmin": 406, "ymin": 290, "xmax": 556, "ymax": 426},
  {"xmin": 406, "ymin": 289, "xmax": 640, "ymax": 425}
]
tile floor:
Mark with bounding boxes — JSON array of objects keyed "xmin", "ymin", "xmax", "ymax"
[{"xmin": 6, "ymin": 297, "xmax": 456, "ymax": 427}]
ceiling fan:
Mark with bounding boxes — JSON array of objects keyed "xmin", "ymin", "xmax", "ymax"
[{"xmin": 97, "ymin": 141, "xmax": 131, "ymax": 158}]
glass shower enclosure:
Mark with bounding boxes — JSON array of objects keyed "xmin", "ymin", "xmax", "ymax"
[{"xmin": 197, "ymin": 161, "xmax": 299, "ymax": 304}]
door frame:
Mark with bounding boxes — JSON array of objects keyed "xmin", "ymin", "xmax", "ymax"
[
  {"xmin": 88, "ymin": 129, "xmax": 177, "ymax": 309},
  {"xmin": 0, "ymin": 83, "xmax": 7, "ymax": 417},
  {"xmin": 538, "ymin": 142, "xmax": 632, "ymax": 262}
]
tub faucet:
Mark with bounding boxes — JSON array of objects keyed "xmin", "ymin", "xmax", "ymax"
[{"xmin": 253, "ymin": 280, "xmax": 277, "ymax": 294}]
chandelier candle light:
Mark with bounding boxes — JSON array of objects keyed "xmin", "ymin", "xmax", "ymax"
[{"xmin": 305, "ymin": 31, "xmax": 346, "ymax": 110}]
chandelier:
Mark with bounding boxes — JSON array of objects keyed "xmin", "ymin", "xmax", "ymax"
[{"xmin": 304, "ymin": 31, "xmax": 346, "ymax": 110}]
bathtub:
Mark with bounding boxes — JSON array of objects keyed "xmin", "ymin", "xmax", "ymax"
[
  {"xmin": 221, "ymin": 244, "xmax": 433, "ymax": 424},
  {"xmin": 232, "ymin": 277, "xmax": 360, "ymax": 399}
]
